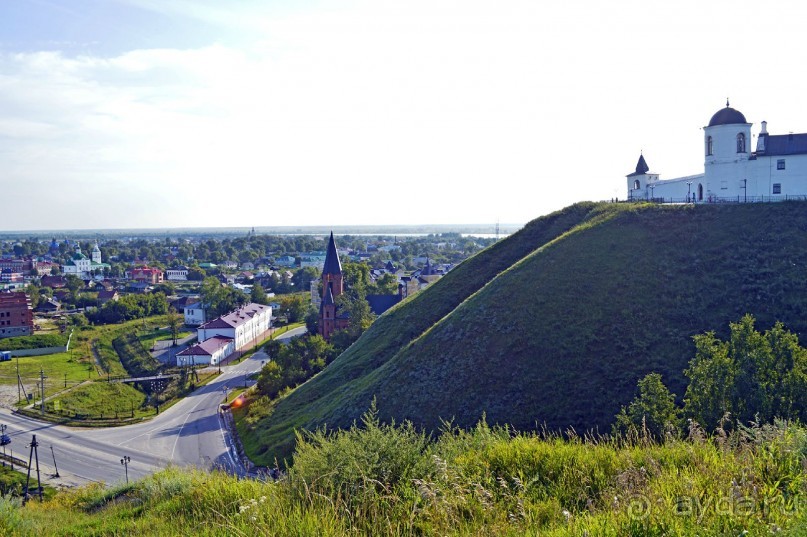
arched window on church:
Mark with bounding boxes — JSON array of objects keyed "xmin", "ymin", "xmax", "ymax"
[
  {"xmin": 697, "ymin": 183, "xmax": 703, "ymax": 201},
  {"xmin": 633, "ymin": 179, "xmax": 640, "ymax": 190},
  {"xmin": 706, "ymin": 136, "xmax": 713, "ymax": 156},
  {"xmin": 736, "ymin": 133, "xmax": 746, "ymax": 153}
]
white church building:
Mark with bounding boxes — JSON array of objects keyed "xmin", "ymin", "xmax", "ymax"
[
  {"xmin": 628, "ymin": 101, "xmax": 807, "ymax": 203},
  {"xmin": 62, "ymin": 243, "xmax": 110, "ymax": 279}
]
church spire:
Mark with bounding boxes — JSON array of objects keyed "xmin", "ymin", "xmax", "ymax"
[{"xmin": 322, "ymin": 232, "xmax": 342, "ymax": 276}]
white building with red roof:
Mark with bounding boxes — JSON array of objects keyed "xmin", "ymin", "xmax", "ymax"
[
  {"xmin": 176, "ymin": 335, "xmax": 234, "ymax": 366},
  {"xmin": 196, "ymin": 302, "xmax": 271, "ymax": 351}
]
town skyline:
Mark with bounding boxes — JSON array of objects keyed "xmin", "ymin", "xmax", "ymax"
[{"xmin": 3, "ymin": 1, "xmax": 807, "ymax": 231}]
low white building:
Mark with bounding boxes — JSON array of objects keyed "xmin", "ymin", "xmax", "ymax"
[
  {"xmin": 176, "ymin": 335, "xmax": 234, "ymax": 366},
  {"xmin": 197, "ymin": 302, "xmax": 272, "ymax": 351},
  {"xmin": 184, "ymin": 302, "xmax": 208, "ymax": 326},
  {"xmin": 628, "ymin": 101, "xmax": 807, "ymax": 203},
  {"xmin": 166, "ymin": 266, "xmax": 189, "ymax": 281}
]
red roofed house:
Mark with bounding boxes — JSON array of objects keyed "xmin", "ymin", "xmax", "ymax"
[
  {"xmin": 176, "ymin": 335, "xmax": 234, "ymax": 366},
  {"xmin": 196, "ymin": 302, "xmax": 272, "ymax": 351},
  {"xmin": 126, "ymin": 267, "xmax": 164, "ymax": 284},
  {"xmin": 0, "ymin": 292, "xmax": 34, "ymax": 339}
]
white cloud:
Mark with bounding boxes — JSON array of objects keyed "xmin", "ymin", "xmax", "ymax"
[{"xmin": 3, "ymin": 0, "xmax": 807, "ymax": 231}]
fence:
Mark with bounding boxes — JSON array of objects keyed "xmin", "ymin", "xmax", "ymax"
[{"xmin": 623, "ymin": 195, "xmax": 807, "ymax": 205}]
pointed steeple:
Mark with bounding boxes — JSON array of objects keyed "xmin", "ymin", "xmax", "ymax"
[
  {"xmin": 322, "ymin": 232, "xmax": 342, "ymax": 276},
  {"xmin": 635, "ymin": 154, "xmax": 649, "ymax": 175}
]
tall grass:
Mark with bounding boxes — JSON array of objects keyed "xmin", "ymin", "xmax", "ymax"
[{"xmin": 5, "ymin": 412, "xmax": 807, "ymax": 535}]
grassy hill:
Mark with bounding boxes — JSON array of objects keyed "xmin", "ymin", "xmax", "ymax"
[{"xmin": 247, "ymin": 201, "xmax": 807, "ymax": 463}]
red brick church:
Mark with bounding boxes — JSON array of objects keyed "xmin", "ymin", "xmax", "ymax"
[{"xmin": 319, "ymin": 232, "xmax": 350, "ymax": 340}]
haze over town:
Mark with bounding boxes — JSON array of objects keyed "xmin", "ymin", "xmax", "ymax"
[{"xmin": 3, "ymin": 0, "xmax": 807, "ymax": 231}]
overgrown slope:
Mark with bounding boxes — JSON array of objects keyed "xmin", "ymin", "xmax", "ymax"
[{"xmin": 252, "ymin": 201, "xmax": 807, "ymax": 463}]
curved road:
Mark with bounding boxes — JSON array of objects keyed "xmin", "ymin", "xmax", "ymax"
[{"xmin": 0, "ymin": 327, "xmax": 306, "ymax": 488}]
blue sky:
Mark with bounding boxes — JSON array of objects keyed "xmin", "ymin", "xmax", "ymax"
[{"xmin": 2, "ymin": 1, "xmax": 807, "ymax": 231}]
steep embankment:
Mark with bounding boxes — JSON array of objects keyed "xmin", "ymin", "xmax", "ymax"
[
  {"xmin": 253, "ymin": 201, "xmax": 807, "ymax": 462},
  {"xmin": 246, "ymin": 202, "xmax": 604, "ymax": 459}
]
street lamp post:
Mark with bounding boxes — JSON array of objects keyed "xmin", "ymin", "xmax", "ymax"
[
  {"xmin": 649, "ymin": 183, "xmax": 656, "ymax": 202},
  {"xmin": 686, "ymin": 181, "xmax": 693, "ymax": 203},
  {"xmin": 121, "ymin": 455, "xmax": 131, "ymax": 484},
  {"xmin": 741, "ymin": 178, "xmax": 747, "ymax": 202}
]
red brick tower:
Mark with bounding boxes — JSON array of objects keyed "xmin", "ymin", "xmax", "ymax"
[{"xmin": 319, "ymin": 232, "xmax": 346, "ymax": 340}]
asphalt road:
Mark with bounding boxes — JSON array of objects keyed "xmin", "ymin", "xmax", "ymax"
[{"xmin": 0, "ymin": 326, "xmax": 306, "ymax": 489}]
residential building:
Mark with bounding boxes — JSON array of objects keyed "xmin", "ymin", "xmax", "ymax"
[
  {"xmin": 197, "ymin": 302, "xmax": 272, "ymax": 351},
  {"xmin": 35, "ymin": 298, "xmax": 61, "ymax": 313},
  {"xmin": 176, "ymin": 335, "xmax": 234, "ymax": 366},
  {"xmin": 0, "ymin": 258, "xmax": 34, "ymax": 273},
  {"xmin": 0, "ymin": 292, "xmax": 34, "ymax": 338},
  {"xmin": 166, "ymin": 266, "xmax": 189, "ymax": 281},
  {"xmin": 184, "ymin": 301, "xmax": 208, "ymax": 326},
  {"xmin": 126, "ymin": 266, "xmax": 164, "ymax": 284},
  {"xmin": 0, "ymin": 269, "xmax": 24, "ymax": 284},
  {"xmin": 97, "ymin": 290, "xmax": 120, "ymax": 305}
]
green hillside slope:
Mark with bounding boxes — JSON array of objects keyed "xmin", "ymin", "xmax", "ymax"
[{"xmin": 252, "ymin": 201, "xmax": 807, "ymax": 462}]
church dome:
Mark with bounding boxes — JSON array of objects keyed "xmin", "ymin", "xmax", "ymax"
[{"xmin": 708, "ymin": 103, "xmax": 747, "ymax": 127}]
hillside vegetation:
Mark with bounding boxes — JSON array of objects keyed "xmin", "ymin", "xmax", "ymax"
[
  {"xmin": 247, "ymin": 201, "xmax": 807, "ymax": 463},
  {"xmin": 5, "ymin": 415, "xmax": 807, "ymax": 535}
]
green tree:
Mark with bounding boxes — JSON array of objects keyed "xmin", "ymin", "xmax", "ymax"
[
  {"xmin": 683, "ymin": 315, "xmax": 807, "ymax": 430},
  {"xmin": 256, "ymin": 360, "xmax": 285, "ymax": 398},
  {"xmin": 683, "ymin": 332, "xmax": 736, "ymax": 431},
  {"xmin": 166, "ymin": 307, "xmax": 183, "ymax": 346},
  {"xmin": 280, "ymin": 294, "xmax": 309, "ymax": 323},
  {"xmin": 187, "ymin": 267, "xmax": 206, "ymax": 281},
  {"xmin": 293, "ymin": 266, "xmax": 320, "ymax": 291},
  {"xmin": 250, "ymin": 282, "xmax": 269, "ymax": 305},
  {"xmin": 305, "ymin": 308, "xmax": 319, "ymax": 335},
  {"xmin": 369, "ymin": 273, "xmax": 399, "ymax": 295},
  {"xmin": 64, "ymin": 274, "xmax": 83, "ymax": 297},
  {"xmin": 26, "ymin": 284, "xmax": 40, "ymax": 309},
  {"xmin": 614, "ymin": 373, "xmax": 680, "ymax": 440}
]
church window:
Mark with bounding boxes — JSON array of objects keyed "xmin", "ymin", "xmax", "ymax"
[
  {"xmin": 736, "ymin": 133, "xmax": 746, "ymax": 153},
  {"xmin": 633, "ymin": 179, "xmax": 640, "ymax": 190},
  {"xmin": 773, "ymin": 183, "xmax": 782, "ymax": 194},
  {"xmin": 777, "ymin": 159, "xmax": 786, "ymax": 170},
  {"xmin": 706, "ymin": 136, "xmax": 713, "ymax": 156},
  {"xmin": 697, "ymin": 184, "xmax": 703, "ymax": 201}
]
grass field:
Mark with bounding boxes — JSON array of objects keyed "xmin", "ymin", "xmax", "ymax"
[
  {"xmin": 137, "ymin": 328, "xmax": 193, "ymax": 352},
  {"xmin": 42, "ymin": 381, "xmax": 149, "ymax": 420}
]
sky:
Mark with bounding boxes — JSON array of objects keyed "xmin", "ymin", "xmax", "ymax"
[{"xmin": 2, "ymin": 0, "xmax": 807, "ymax": 232}]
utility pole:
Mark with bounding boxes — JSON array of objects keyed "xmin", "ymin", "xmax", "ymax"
[
  {"xmin": 0, "ymin": 423, "xmax": 6, "ymax": 466},
  {"xmin": 23, "ymin": 435, "xmax": 43, "ymax": 504},
  {"xmin": 50, "ymin": 445, "xmax": 60, "ymax": 478},
  {"xmin": 40, "ymin": 368, "xmax": 46, "ymax": 416},
  {"xmin": 16, "ymin": 358, "xmax": 20, "ymax": 403}
]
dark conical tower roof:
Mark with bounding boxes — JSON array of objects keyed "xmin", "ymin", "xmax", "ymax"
[
  {"xmin": 627, "ymin": 154, "xmax": 649, "ymax": 177},
  {"xmin": 322, "ymin": 232, "xmax": 342, "ymax": 276}
]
